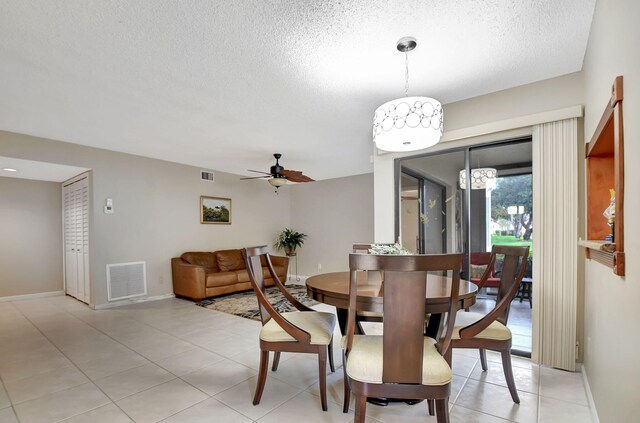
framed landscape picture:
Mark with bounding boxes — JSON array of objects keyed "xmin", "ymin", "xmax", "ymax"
[{"xmin": 200, "ymin": 196, "xmax": 231, "ymax": 224}]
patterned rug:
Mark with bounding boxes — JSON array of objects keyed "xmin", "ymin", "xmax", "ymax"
[{"xmin": 196, "ymin": 284, "xmax": 318, "ymax": 321}]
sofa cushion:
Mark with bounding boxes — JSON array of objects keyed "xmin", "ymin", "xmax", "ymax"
[
  {"xmin": 272, "ymin": 265, "xmax": 286, "ymax": 279},
  {"xmin": 217, "ymin": 249, "xmax": 245, "ymax": 272},
  {"xmin": 181, "ymin": 252, "xmax": 219, "ymax": 272},
  {"xmin": 236, "ymin": 269, "xmax": 250, "ymax": 283},
  {"xmin": 206, "ymin": 271, "xmax": 239, "ymax": 288},
  {"xmin": 238, "ymin": 266, "xmax": 285, "ymax": 284}
]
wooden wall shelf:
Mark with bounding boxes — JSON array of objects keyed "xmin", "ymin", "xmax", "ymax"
[{"xmin": 583, "ymin": 76, "xmax": 625, "ymax": 276}]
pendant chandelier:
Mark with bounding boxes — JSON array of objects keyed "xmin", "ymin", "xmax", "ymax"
[
  {"xmin": 459, "ymin": 168, "xmax": 497, "ymax": 190},
  {"xmin": 373, "ymin": 37, "xmax": 443, "ymax": 152}
]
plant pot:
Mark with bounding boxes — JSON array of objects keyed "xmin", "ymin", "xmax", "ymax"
[{"xmin": 284, "ymin": 247, "xmax": 297, "ymax": 256}]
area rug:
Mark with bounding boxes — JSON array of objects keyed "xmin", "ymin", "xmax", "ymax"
[{"xmin": 196, "ymin": 284, "xmax": 318, "ymax": 321}]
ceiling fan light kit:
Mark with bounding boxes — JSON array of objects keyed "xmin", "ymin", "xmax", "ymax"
[
  {"xmin": 241, "ymin": 153, "xmax": 314, "ymax": 193},
  {"xmin": 373, "ymin": 37, "xmax": 443, "ymax": 153},
  {"xmin": 268, "ymin": 177, "xmax": 287, "ymax": 188}
]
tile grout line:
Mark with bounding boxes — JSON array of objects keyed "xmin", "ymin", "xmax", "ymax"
[
  {"xmin": 4, "ymin": 297, "xmax": 592, "ymax": 423},
  {"xmin": 79, "ymin": 302, "xmax": 284, "ymax": 420},
  {"xmin": 69, "ymin": 308, "xmax": 221, "ymax": 403},
  {"xmin": 8, "ymin": 299, "xmax": 137, "ymax": 422},
  {"xmin": 0, "ymin": 377, "xmax": 20, "ymax": 423},
  {"xmin": 537, "ymin": 366, "xmax": 542, "ymax": 422}
]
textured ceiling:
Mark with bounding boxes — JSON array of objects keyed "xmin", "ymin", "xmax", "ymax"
[{"xmin": 0, "ymin": 1, "xmax": 595, "ymax": 181}]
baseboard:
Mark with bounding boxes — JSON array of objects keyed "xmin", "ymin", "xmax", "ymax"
[
  {"xmin": 0, "ymin": 291, "xmax": 65, "ymax": 302},
  {"xmin": 581, "ymin": 365, "xmax": 600, "ymax": 423},
  {"xmin": 93, "ymin": 293, "xmax": 175, "ymax": 310}
]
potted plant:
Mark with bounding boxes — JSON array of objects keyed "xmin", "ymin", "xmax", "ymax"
[{"xmin": 275, "ymin": 228, "xmax": 307, "ymax": 255}]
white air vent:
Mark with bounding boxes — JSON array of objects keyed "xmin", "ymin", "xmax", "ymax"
[
  {"xmin": 107, "ymin": 261, "xmax": 147, "ymax": 301},
  {"xmin": 200, "ymin": 170, "xmax": 215, "ymax": 182}
]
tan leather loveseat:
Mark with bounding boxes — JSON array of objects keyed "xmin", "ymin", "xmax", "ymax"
[{"xmin": 171, "ymin": 249, "xmax": 289, "ymax": 301}]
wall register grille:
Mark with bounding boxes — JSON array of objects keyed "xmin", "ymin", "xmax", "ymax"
[
  {"xmin": 107, "ymin": 261, "xmax": 147, "ymax": 301},
  {"xmin": 200, "ymin": 170, "xmax": 215, "ymax": 182}
]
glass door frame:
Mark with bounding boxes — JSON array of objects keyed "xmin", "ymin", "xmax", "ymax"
[{"xmin": 394, "ymin": 136, "xmax": 532, "ymax": 274}]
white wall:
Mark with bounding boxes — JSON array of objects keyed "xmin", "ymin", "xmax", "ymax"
[
  {"xmin": 582, "ymin": 0, "xmax": 640, "ymax": 421},
  {"xmin": 290, "ymin": 173, "xmax": 374, "ymax": 276},
  {"xmin": 0, "ymin": 130, "xmax": 290, "ymax": 306},
  {"xmin": 0, "ymin": 177, "xmax": 63, "ymax": 297}
]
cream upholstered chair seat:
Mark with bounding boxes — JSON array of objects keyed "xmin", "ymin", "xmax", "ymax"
[
  {"xmin": 356, "ymin": 310, "xmax": 382, "ymax": 318},
  {"xmin": 346, "ymin": 335, "xmax": 451, "ymax": 385},
  {"xmin": 452, "ymin": 311, "xmax": 511, "ymax": 341},
  {"xmin": 260, "ymin": 311, "xmax": 336, "ymax": 345}
]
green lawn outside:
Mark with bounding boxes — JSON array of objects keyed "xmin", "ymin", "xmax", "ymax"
[{"xmin": 491, "ymin": 235, "xmax": 533, "ymax": 249}]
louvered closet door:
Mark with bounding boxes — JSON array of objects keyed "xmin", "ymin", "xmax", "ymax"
[
  {"xmin": 80, "ymin": 181, "xmax": 90, "ymax": 303},
  {"xmin": 63, "ymin": 176, "xmax": 90, "ymax": 303},
  {"xmin": 63, "ymin": 183, "xmax": 78, "ymax": 298}
]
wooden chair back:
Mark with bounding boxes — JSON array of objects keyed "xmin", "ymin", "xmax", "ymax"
[
  {"xmin": 242, "ymin": 246, "xmax": 313, "ymax": 339},
  {"xmin": 345, "ymin": 253, "xmax": 462, "ymax": 384},
  {"xmin": 494, "ymin": 245, "xmax": 529, "ymax": 310},
  {"xmin": 459, "ymin": 245, "xmax": 529, "ymax": 338}
]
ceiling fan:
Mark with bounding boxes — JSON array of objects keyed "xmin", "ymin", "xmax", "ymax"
[{"xmin": 241, "ymin": 153, "xmax": 314, "ymax": 191}]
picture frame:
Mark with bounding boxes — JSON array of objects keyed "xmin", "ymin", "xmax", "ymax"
[{"xmin": 200, "ymin": 196, "xmax": 231, "ymax": 224}]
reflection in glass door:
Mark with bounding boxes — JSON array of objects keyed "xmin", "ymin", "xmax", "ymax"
[
  {"xmin": 400, "ymin": 173, "xmax": 420, "ymax": 253},
  {"xmin": 399, "ymin": 167, "xmax": 451, "ymax": 254}
]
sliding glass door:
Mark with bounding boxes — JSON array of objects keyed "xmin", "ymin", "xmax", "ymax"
[{"xmin": 397, "ymin": 138, "xmax": 533, "ymax": 354}]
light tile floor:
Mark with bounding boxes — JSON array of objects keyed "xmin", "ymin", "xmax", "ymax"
[{"xmin": 0, "ymin": 296, "xmax": 593, "ymax": 423}]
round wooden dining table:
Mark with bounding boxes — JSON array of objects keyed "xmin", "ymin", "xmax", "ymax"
[{"xmin": 306, "ymin": 270, "xmax": 478, "ymax": 335}]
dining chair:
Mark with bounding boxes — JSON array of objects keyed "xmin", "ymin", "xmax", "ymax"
[
  {"xmin": 446, "ymin": 244, "xmax": 530, "ymax": 404},
  {"xmin": 242, "ymin": 246, "xmax": 336, "ymax": 411},
  {"xmin": 351, "ymin": 243, "xmax": 389, "ymax": 332},
  {"xmin": 343, "ymin": 253, "xmax": 462, "ymax": 423}
]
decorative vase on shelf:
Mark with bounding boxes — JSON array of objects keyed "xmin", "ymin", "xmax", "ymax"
[{"xmin": 603, "ymin": 189, "xmax": 615, "ymax": 243}]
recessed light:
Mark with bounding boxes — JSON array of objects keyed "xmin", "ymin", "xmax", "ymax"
[{"xmin": 2, "ymin": 168, "xmax": 18, "ymax": 172}]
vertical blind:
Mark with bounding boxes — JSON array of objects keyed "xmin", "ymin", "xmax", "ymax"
[{"xmin": 532, "ymin": 118, "xmax": 578, "ymax": 371}]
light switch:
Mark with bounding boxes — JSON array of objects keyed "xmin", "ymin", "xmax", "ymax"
[{"xmin": 104, "ymin": 198, "xmax": 114, "ymax": 214}]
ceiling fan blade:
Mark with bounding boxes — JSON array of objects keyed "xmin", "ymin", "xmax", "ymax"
[
  {"xmin": 281, "ymin": 169, "xmax": 315, "ymax": 183},
  {"xmin": 240, "ymin": 175, "xmax": 270, "ymax": 180},
  {"xmin": 247, "ymin": 169, "xmax": 273, "ymax": 175}
]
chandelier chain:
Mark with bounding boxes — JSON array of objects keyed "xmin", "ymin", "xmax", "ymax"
[{"xmin": 404, "ymin": 51, "xmax": 409, "ymax": 97}]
